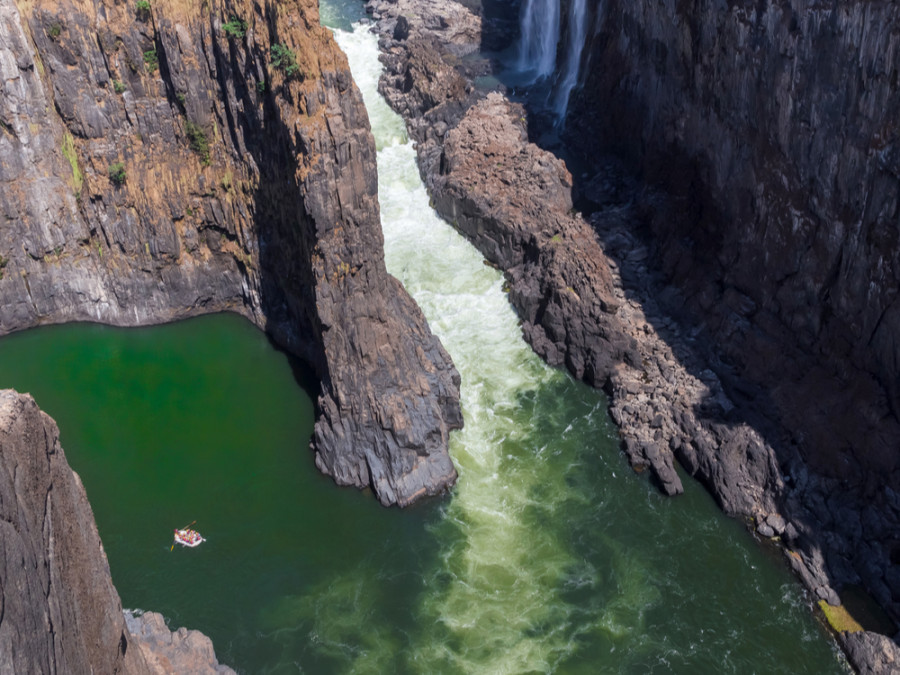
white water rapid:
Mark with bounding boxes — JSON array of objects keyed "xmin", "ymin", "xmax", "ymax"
[
  {"xmin": 281, "ymin": 11, "xmax": 849, "ymax": 674},
  {"xmin": 333, "ymin": 24, "xmax": 590, "ymax": 672}
]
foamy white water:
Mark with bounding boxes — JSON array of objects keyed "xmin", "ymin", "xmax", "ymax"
[{"xmin": 334, "ymin": 23, "xmax": 585, "ymax": 671}]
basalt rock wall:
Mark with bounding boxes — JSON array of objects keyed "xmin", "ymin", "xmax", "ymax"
[
  {"xmin": 563, "ymin": 0, "xmax": 900, "ymax": 627},
  {"xmin": 0, "ymin": 390, "xmax": 150, "ymax": 674},
  {"xmin": 0, "ymin": 0, "xmax": 461, "ymax": 506},
  {"xmin": 370, "ymin": 0, "xmax": 900, "ymax": 666},
  {"xmin": 570, "ymin": 1, "xmax": 900, "ymax": 492}
]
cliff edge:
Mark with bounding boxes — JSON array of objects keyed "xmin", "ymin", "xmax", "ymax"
[{"xmin": 365, "ymin": 0, "xmax": 900, "ymax": 669}]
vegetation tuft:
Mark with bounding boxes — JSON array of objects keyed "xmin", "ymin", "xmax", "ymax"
[
  {"xmin": 222, "ymin": 16, "xmax": 247, "ymax": 39},
  {"xmin": 108, "ymin": 162, "xmax": 127, "ymax": 185},
  {"xmin": 185, "ymin": 121, "xmax": 210, "ymax": 166},
  {"xmin": 136, "ymin": 0, "xmax": 151, "ymax": 18},
  {"xmin": 61, "ymin": 132, "xmax": 83, "ymax": 197},
  {"xmin": 47, "ymin": 23, "xmax": 62, "ymax": 40},
  {"xmin": 0, "ymin": 255, "xmax": 7, "ymax": 280},
  {"xmin": 818, "ymin": 600, "xmax": 864, "ymax": 633},
  {"xmin": 143, "ymin": 49, "xmax": 158, "ymax": 73},
  {"xmin": 113, "ymin": 79, "xmax": 126, "ymax": 94},
  {"xmin": 270, "ymin": 43, "xmax": 300, "ymax": 79}
]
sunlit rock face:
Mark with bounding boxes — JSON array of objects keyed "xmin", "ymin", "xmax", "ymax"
[
  {"xmin": 0, "ymin": 390, "xmax": 150, "ymax": 674},
  {"xmin": 0, "ymin": 0, "xmax": 461, "ymax": 505}
]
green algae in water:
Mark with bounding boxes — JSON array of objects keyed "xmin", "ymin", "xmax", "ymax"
[{"xmin": 0, "ymin": 314, "xmax": 445, "ymax": 673}]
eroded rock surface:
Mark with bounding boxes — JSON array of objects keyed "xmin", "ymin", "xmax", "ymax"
[
  {"xmin": 0, "ymin": 0, "xmax": 461, "ymax": 505},
  {"xmin": 566, "ymin": 0, "xmax": 900, "ymax": 651},
  {"xmin": 125, "ymin": 611, "xmax": 235, "ymax": 675}
]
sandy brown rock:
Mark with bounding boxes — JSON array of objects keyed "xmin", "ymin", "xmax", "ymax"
[
  {"xmin": 0, "ymin": 0, "xmax": 462, "ymax": 506},
  {"xmin": 125, "ymin": 611, "xmax": 235, "ymax": 675}
]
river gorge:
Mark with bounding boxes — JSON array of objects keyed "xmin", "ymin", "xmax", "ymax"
[
  {"xmin": 0, "ymin": 0, "xmax": 897, "ymax": 671},
  {"xmin": 0, "ymin": 1, "xmax": 850, "ymax": 672}
]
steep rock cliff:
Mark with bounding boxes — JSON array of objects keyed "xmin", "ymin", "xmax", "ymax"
[
  {"xmin": 572, "ymin": 0, "xmax": 900, "ymax": 486},
  {"xmin": 566, "ymin": 0, "xmax": 900, "ymax": 627},
  {"xmin": 0, "ymin": 390, "xmax": 150, "ymax": 673},
  {"xmin": 368, "ymin": 0, "xmax": 900, "ymax": 667},
  {"xmin": 0, "ymin": 390, "xmax": 234, "ymax": 673},
  {"xmin": 0, "ymin": 0, "xmax": 462, "ymax": 505}
]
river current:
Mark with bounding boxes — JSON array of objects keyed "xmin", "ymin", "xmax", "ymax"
[{"xmin": 0, "ymin": 3, "xmax": 849, "ymax": 673}]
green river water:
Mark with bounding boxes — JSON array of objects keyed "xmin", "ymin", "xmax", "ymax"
[{"xmin": 0, "ymin": 4, "xmax": 849, "ymax": 673}]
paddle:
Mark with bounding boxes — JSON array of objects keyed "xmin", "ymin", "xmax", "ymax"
[{"xmin": 170, "ymin": 520, "xmax": 197, "ymax": 551}]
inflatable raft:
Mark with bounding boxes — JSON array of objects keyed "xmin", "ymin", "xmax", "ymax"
[{"xmin": 173, "ymin": 527, "xmax": 205, "ymax": 548}]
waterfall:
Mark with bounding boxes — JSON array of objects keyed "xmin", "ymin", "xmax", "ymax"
[
  {"xmin": 515, "ymin": 0, "xmax": 590, "ymax": 124},
  {"xmin": 552, "ymin": 0, "xmax": 589, "ymax": 123},
  {"xmin": 516, "ymin": 0, "xmax": 560, "ymax": 81}
]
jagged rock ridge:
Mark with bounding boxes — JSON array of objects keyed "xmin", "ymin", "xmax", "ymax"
[{"xmin": 364, "ymin": 0, "xmax": 900, "ymax": 669}]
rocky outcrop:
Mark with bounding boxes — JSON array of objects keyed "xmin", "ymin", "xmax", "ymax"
[
  {"xmin": 371, "ymin": 0, "xmax": 678, "ymax": 487},
  {"xmin": 366, "ymin": 0, "xmax": 899, "ymax": 669},
  {"xmin": 125, "ymin": 611, "xmax": 235, "ymax": 675},
  {"xmin": 0, "ymin": 0, "xmax": 461, "ymax": 505},
  {"xmin": 839, "ymin": 630, "xmax": 900, "ymax": 675},
  {"xmin": 436, "ymin": 95, "xmax": 641, "ymax": 388},
  {"xmin": 0, "ymin": 390, "xmax": 149, "ymax": 673},
  {"xmin": 0, "ymin": 389, "xmax": 233, "ymax": 673}
]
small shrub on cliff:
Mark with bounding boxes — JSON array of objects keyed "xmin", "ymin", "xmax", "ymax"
[
  {"xmin": 185, "ymin": 121, "xmax": 210, "ymax": 166},
  {"xmin": 46, "ymin": 23, "xmax": 62, "ymax": 40},
  {"xmin": 113, "ymin": 79, "xmax": 126, "ymax": 94},
  {"xmin": 222, "ymin": 16, "xmax": 247, "ymax": 39},
  {"xmin": 135, "ymin": 1, "xmax": 151, "ymax": 19},
  {"xmin": 270, "ymin": 43, "xmax": 300, "ymax": 79},
  {"xmin": 143, "ymin": 49, "xmax": 158, "ymax": 73},
  {"xmin": 108, "ymin": 162, "xmax": 127, "ymax": 185}
]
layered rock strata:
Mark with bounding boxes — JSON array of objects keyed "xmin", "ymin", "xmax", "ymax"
[
  {"xmin": 0, "ymin": 0, "xmax": 461, "ymax": 505},
  {"xmin": 0, "ymin": 389, "xmax": 232, "ymax": 674},
  {"xmin": 364, "ymin": 0, "xmax": 899, "ymax": 669}
]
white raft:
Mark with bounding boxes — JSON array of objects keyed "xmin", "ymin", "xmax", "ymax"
[{"xmin": 173, "ymin": 528, "xmax": 205, "ymax": 548}]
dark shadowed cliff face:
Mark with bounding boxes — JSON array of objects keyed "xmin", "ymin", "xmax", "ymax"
[
  {"xmin": 563, "ymin": 0, "xmax": 900, "ymax": 624},
  {"xmin": 570, "ymin": 0, "xmax": 900, "ymax": 487},
  {"xmin": 0, "ymin": 0, "xmax": 461, "ymax": 505}
]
